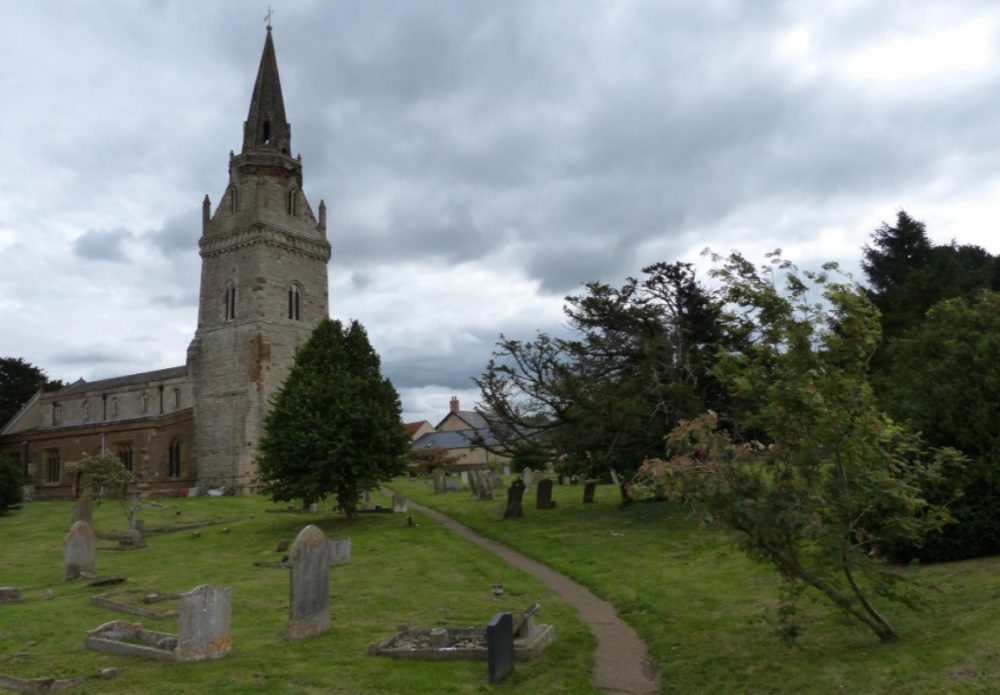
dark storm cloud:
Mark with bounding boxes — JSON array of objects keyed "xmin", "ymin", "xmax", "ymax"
[{"xmin": 72, "ymin": 228, "xmax": 134, "ymax": 262}]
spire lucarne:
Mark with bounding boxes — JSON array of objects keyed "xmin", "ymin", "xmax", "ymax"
[{"xmin": 243, "ymin": 26, "xmax": 291, "ymax": 155}]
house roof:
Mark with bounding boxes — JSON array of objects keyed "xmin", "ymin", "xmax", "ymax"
[
  {"xmin": 403, "ymin": 420, "xmax": 431, "ymax": 437},
  {"xmin": 56, "ymin": 365, "xmax": 189, "ymax": 397},
  {"xmin": 435, "ymin": 409, "xmax": 488, "ymax": 430},
  {"xmin": 412, "ymin": 427, "xmax": 501, "ymax": 451}
]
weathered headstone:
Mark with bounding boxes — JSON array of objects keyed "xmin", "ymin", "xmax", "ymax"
[
  {"xmin": 583, "ymin": 481, "xmax": 597, "ymax": 504},
  {"xmin": 487, "ymin": 612, "xmax": 514, "ymax": 684},
  {"xmin": 475, "ymin": 471, "xmax": 494, "ymax": 500},
  {"xmin": 329, "ymin": 537, "xmax": 351, "ymax": 566},
  {"xmin": 460, "ymin": 471, "xmax": 470, "ymax": 487},
  {"xmin": 361, "ymin": 490, "xmax": 374, "ymax": 511},
  {"xmin": 176, "ymin": 584, "xmax": 232, "ymax": 661},
  {"xmin": 536, "ymin": 479, "xmax": 556, "ymax": 510},
  {"xmin": 287, "ymin": 525, "xmax": 332, "ymax": 639},
  {"xmin": 561, "ymin": 476, "xmax": 571, "ymax": 486},
  {"xmin": 489, "ymin": 471, "xmax": 504, "ymax": 489},
  {"xmin": 72, "ymin": 491, "xmax": 93, "ymax": 527},
  {"xmin": 433, "ymin": 469, "xmax": 447, "ymax": 494},
  {"xmin": 609, "ymin": 468, "xmax": 620, "ymax": 486},
  {"xmin": 64, "ymin": 520, "xmax": 96, "ymax": 581},
  {"xmin": 391, "ymin": 494, "xmax": 408, "ymax": 513},
  {"xmin": 503, "ymin": 465, "xmax": 510, "ymax": 476},
  {"xmin": 468, "ymin": 471, "xmax": 481, "ymax": 497},
  {"xmin": 504, "ymin": 480, "xmax": 525, "ymax": 520},
  {"xmin": 521, "ymin": 467, "xmax": 532, "ymax": 493}
]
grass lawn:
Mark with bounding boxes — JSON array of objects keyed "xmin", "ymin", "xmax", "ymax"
[
  {"xmin": 0, "ymin": 492, "xmax": 599, "ymax": 694},
  {"xmin": 392, "ymin": 476, "xmax": 1000, "ymax": 695}
]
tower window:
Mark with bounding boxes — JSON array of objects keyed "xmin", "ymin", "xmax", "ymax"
[
  {"xmin": 288, "ymin": 284, "xmax": 301, "ymax": 320},
  {"xmin": 287, "ymin": 189, "xmax": 298, "ymax": 216},
  {"xmin": 263, "ymin": 120, "xmax": 271, "ymax": 144},
  {"xmin": 230, "ymin": 187, "xmax": 239, "ymax": 213},
  {"xmin": 168, "ymin": 438, "xmax": 181, "ymax": 479},
  {"xmin": 117, "ymin": 442, "xmax": 133, "ymax": 473},
  {"xmin": 46, "ymin": 449, "xmax": 61, "ymax": 484},
  {"xmin": 224, "ymin": 282, "xmax": 237, "ymax": 321}
]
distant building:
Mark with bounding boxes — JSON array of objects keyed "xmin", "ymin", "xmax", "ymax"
[
  {"xmin": 410, "ymin": 397, "xmax": 510, "ymax": 469},
  {"xmin": 0, "ymin": 27, "xmax": 330, "ymax": 499}
]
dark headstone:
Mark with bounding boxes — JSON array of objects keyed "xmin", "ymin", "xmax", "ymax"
[
  {"xmin": 287, "ymin": 525, "xmax": 332, "ymax": 639},
  {"xmin": 504, "ymin": 480, "xmax": 525, "ymax": 520},
  {"xmin": 177, "ymin": 584, "xmax": 232, "ymax": 661},
  {"xmin": 536, "ymin": 478, "xmax": 556, "ymax": 510},
  {"xmin": 64, "ymin": 520, "xmax": 96, "ymax": 581},
  {"xmin": 583, "ymin": 481, "xmax": 597, "ymax": 504},
  {"xmin": 72, "ymin": 491, "xmax": 93, "ymax": 527},
  {"xmin": 487, "ymin": 612, "xmax": 514, "ymax": 684}
]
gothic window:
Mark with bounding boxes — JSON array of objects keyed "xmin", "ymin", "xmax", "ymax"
[
  {"xmin": 140, "ymin": 392, "xmax": 149, "ymax": 413},
  {"xmin": 287, "ymin": 189, "xmax": 298, "ymax": 216},
  {"xmin": 51, "ymin": 403, "xmax": 62, "ymax": 426},
  {"xmin": 117, "ymin": 442, "xmax": 133, "ymax": 473},
  {"xmin": 46, "ymin": 449, "xmax": 61, "ymax": 484},
  {"xmin": 168, "ymin": 438, "xmax": 181, "ymax": 479},
  {"xmin": 288, "ymin": 284, "xmax": 301, "ymax": 321},
  {"xmin": 82, "ymin": 400, "xmax": 90, "ymax": 421},
  {"xmin": 174, "ymin": 388, "xmax": 182, "ymax": 409},
  {"xmin": 229, "ymin": 187, "xmax": 239, "ymax": 213},
  {"xmin": 262, "ymin": 120, "xmax": 271, "ymax": 144},
  {"xmin": 111, "ymin": 397, "xmax": 118, "ymax": 418},
  {"xmin": 224, "ymin": 281, "xmax": 237, "ymax": 321}
]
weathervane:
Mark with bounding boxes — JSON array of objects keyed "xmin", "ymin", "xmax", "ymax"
[{"xmin": 264, "ymin": 6, "xmax": 274, "ymax": 29}]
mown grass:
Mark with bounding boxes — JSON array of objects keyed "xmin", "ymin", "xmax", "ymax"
[
  {"xmin": 392, "ymin": 476, "xmax": 1000, "ymax": 695},
  {"xmin": 0, "ymin": 493, "xmax": 599, "ymax": 694}
]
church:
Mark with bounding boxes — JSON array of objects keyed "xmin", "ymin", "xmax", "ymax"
[{"xmin": 0, "ymin": 27, "xmax": 331, "ymax": 500}]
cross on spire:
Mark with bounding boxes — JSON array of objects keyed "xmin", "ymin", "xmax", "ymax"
[{"xmin": 264, "ymin": 6, "xmax": 274, "ymax": 29}]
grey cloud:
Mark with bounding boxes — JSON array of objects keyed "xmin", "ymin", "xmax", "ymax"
[{"xmin": 72, "ymin": 228, "xmax": 134, "ymax": 262}]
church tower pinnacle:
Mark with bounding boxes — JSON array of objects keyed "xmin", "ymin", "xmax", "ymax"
[{"xmin": 188, "ymin": 27, "xmax": 332, "ymax": 491}]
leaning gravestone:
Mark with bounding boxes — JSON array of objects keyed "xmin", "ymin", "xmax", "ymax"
[
  {"xmin": 521, "ymin": 467, "xmax": 533, "ymax": 493},
  {"xmin": 504, "ymin": 480, "xmax": 525, "ymax": 520},
  {"xmin": 392, "ymin": 494, "xmax": 408, "ymax": 513},
  {"xmin": 177, "ymin": 584, "xmax": 232, "ymax": 661},
  {"xmin": 487, "ymin": 612, "xmax": 515, "ymax": 683},
  {"xmin": 475, "ymin": 471, "xmax": 493, "ymax": 501},
  {"xmin": 72, "ymin": 491, "xmax": 94, "ymax": 527},
  {"xmin": 535, "ymin": 479, "xmax": 556, "ymax": 510},
  {"xmin": 64, "ymin": 520, "xmax": 96, "ymax": 580},
  {"xmin": 583, "ymin": 481, "xmax": 597, "ymax": 504},
  {"xmin": 287, "ymin": 525, "xmax": 332, "ymax": 639},
  {"xmin": 433, "ymin": 469, "xmax": 447, "ymax": 495}
]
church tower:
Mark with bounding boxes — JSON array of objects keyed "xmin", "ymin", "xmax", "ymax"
[{"xmin": 188, "ymin": 26, "xmax": 331, "ymax": 490}]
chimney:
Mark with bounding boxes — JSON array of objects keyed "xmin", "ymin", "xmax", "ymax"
[{"xmin": 449, "ymin": 396, "xmax": 460, "ymax": 414}]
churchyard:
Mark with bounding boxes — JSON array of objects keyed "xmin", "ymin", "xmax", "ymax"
[{"xmin": 3, "ymin": 477, "xmax": 1000, "ymax": 693}]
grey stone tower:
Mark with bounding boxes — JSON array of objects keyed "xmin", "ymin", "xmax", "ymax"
[{"xmin": 187, "ymin": 27, "xmax": 331, "ymax": 490}]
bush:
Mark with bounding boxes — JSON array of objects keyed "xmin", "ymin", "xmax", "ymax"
[{"xmin": 0, "ymin": 453, "xmax": 23, "ymax": 514}]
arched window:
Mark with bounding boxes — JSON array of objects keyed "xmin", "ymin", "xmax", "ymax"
[
  {"xmin": 117, "ymin": 442, "xmax": 133, "ymax": 473},
  {"xmin": 140, "ymin": 392, "xmax": 148, "ymax": 413},
  {"xmin": 111, "ymin": 397, "xmax": 118, "ymax": 418},
  {"xmin": 287, "ymin": 189, "xmax": 298, "ymax": 216},
  {"xmin": 46, "ymin": 449, "xmax": 61, "ymax": 484},
  {"xmin": 168, "ymin": 438, "xmax": 181, "ymax": 478},
  {"xmin": 82, "ymin": 400, "xmax": 90, "ymax": 421},
  {"xmin": 51, "ymin": 403, "xmax": 62, "ymax": 426},
  {"xmin": 288, "ymin": 284, "xmax": 301, "ymax": 321},
  {"xmin": 174, "ymin": 388, "xmax": 182, "ymax": 409},
  {"xmin": 224, "ymin": 281, "xmax": 237, "ymax": 321},
  {"xmin": 229, "ymin": 187, "xmax": 239, "ymax": 213}
]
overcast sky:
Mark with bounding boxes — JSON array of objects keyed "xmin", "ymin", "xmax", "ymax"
[{"xmin": 3, "ymin": 1, "xmax": 1000, "ymax": 424}]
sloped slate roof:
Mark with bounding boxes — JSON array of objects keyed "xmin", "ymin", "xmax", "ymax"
[
  {"xmin": 412, "ymin": 427, "xmax": 500, "ymax": 451},
  {"xmin": 57, "ymin": 365, "xmax": 189, "ymax": 396}
]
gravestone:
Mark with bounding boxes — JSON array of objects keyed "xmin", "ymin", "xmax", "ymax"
[
  {"xmin": 329, "ymin": 537, "xmax": 351, "ymax": 566},
  {"xmin": 489, "ymin": 471, "xmax": 504, "ymax": 489},
  {"xmin": 561, "ymin": 476, "xmax": 571, "ymax": 486},
  {"xmin": 72, "ymin": 491, "xmax": 93, "ymax": 527},
  {"xmin": 64, "ymin": 520, "xmax": 96, "ymax": 580},
  {"xmin": 521, "ymin": 467, "xmax": 532, "ymax": 493},
  {"xmin": 361, "ymin": 490, "xmax": 374, "ymax": 511},
  {"xmin": 176, "ymin": 584, "xmax": 232, "ymax": 661},
  {"xmin": 433, "ymin": 469, "xmax": 447, "ymax": 494},
  {"xmin": 475, "ymin": 471, "xmax": 493, "ymax": 500},
  {"xmin": 583, "ymin": 481, "xmax": 597, "ymax": 504},
  {"xmin": 504, "ymin": 480, "xmax": 525, "ymax": 520},
  {"xmin": 460, "ymin": 471, "xmax": 469, "ymax": 486},
  {"xmin": 503, "ymin": 465, "xmax": 510, "ymax": 476},
  {"xmin": 446, "ymin": 480, "xmax": 459, "ymax": 491},
  {"xmin": 487, "ymin": 612, "xmax": 514, "ymax": 684},
  {"xmin": 609, "ymin": 468, "xmax": 620, "ymax": 486},
  {"xmin": 468, "ymin": 471, "xmax": 481, "ymax": 497},
  {"xmin": 287, "ymin": 525, "xmax": 332, "ymax": 639},
  {"xmin": 275, "ymin": 539, "xmax": 291, "ymax": 553},
  {"xmin": 392, "ymin": 494, "xmax": 408, "ymax": 513},
  {"xmin": 535, "ymin": 479, "xmax": 556, "ymax": 510}
]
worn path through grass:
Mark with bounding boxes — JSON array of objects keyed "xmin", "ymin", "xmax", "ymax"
[{"xmin": 396, "ymin": 492, "xmax": 660, "ymax": 695}]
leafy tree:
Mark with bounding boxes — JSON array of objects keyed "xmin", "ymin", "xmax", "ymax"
[
  {"xmin": 476, "ymin": 262, "xmax": 730, "ymax": 480},
  {"xmin": 0, "ymin": 357, "xmax": 64, "ymax": 426},
  {"xmin": 875, "ymin": 292, "xmax": 1000, "ymax": 561},
  {"xmin": 407, "ymin": 445, "xmax": 461, "ymax": 474},
  {"xmin": 257, "ymin": 318, "xmax": 409, "ymax": 520},
  {"xmin": 0, "ymin": 452, "xmax": 23, "ymax": 515},
  {"xmin": 634, "ymin": 251, "xmax": 961, "ymax": 643},
  {"xmin": 66, "ymin": 452, "xmax": 135, "ymax": 524}
]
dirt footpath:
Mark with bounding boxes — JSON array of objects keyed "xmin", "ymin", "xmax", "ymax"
[{"xmin": 403, "ymin": 497, "xmax": 661, "ymax": 695}]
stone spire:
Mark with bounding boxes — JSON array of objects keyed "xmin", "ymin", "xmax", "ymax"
[{"xmin": 242, "ymin": 26, "xmax": 291, "ymax": 155}]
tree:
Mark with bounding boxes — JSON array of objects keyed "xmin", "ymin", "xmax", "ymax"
[
  {"xmin": 875, "ymin": 292, "xmax": 1000, "ymax": 561},
  {"xmin": 257, "ymin": 318, "xmax": 409, "ymax": 520},
  {"xmin": 66, "ymin": 452, "xmax": 135, "ymax": 524},
  {"xmin": 0, "ymin": 357, "xmax": 64, "ymax": 426},
  {"xmin": 0, "ymin": 452, "xmax": 22, "ymax": 515},
  {"xmin": 407, "ymin": 445, "xmax": 461, "ymax": 474},
  {"xmin": 476, "ymin": 262, "xmax": 730, "ymax": 480},
  {"xmin": 634, "ymin": 251, "xmax": 961, "ymax": 643}
]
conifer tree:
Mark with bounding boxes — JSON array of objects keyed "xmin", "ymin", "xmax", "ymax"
[{"xmin": 257, "ymin": 318, "xmax": 409, "ymax": 520}]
